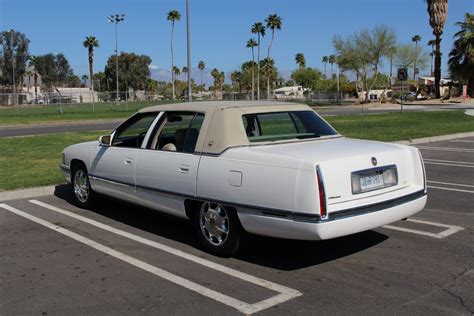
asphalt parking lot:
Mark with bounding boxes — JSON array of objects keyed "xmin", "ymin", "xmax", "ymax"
[{"xmin": 1, "ymin": 138, "xmax": 473, "ymax": 315}]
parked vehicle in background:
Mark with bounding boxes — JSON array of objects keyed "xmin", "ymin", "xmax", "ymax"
[{"xmin": 61, "ymin": 101, "xmax": 427, "ymax": 256}]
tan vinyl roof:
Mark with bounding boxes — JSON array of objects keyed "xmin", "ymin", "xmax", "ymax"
[{"xmin": 138, "ymin": 101, "xmax": 316, "ymax": 154}]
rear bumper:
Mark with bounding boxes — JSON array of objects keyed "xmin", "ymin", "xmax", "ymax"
[{"xmin": 237, "ymin": 191, "xmax": 427, "ymax": 240}]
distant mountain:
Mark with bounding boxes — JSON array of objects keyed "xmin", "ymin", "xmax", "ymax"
[{"xmin": 149, "ymin": 66, "xmax": 216, "ymax": 87}]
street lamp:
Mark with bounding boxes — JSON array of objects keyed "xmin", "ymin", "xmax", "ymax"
[
  {"xmin": 108, "ymin": 14, "xmax": 125, "ymax": 102},
  {"xmin": 186, "ymin": 0, "xmax": 192, "ymax": 102}
]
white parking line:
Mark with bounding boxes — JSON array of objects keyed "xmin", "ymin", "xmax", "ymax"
[
  {"xmin": 424, "ymin": 159, "xmax": 474, "ymax": 166},
  {"xmin": 427, "ymin": 180, "xmax": 474, "ymax": 188},
  {"xmin": 383, "ymin": 218, "xmax": 464, "ymax": 239},
  {"xmin": 424, "ymin": 161, "xmax": 474, "ymax": 168},
  {"xmin": 26, "ymin": 200, "xmax": 302, "ymax": 314},
  {"xmin": 428, "ymin": 185, "xmax": 474, "ymax": 194},
  {"xmin": 416, "ymin": 146, "xmax": 474, "ymax": 153},
  {"xmin": 449, "ymin": 139, "xmax": 474, "ymax": 143}
]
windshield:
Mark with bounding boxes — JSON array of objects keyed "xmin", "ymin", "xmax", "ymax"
[{"xmin": 242, "ymin": 111, "xmax": 337, "ymax": 143}]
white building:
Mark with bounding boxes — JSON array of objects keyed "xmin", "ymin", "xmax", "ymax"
[{"xmin": 273, "ymin": 86, "xmax": 307, "ymax": 99}]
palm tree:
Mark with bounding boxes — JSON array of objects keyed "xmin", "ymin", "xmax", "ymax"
[
  {"xmin": 427, "ymin": 39, "xmax": 436, "ymax": 75},
  {"xmin": 167, "ymin": 10, "xmax": 181, "ymax": 100},
  {"xmin": 182, "ymin": 66, "xmax": 188, "ymax": 81},
  {"xmin": 173, "ymin": 66, "xmax": 181, "ymax": 80},
  {"xmin": 412, "ymin": 35, "xmax": 422, "ymax": 79},
  {"xmin": 82, "ymin": 36, "xmax": 99, "ymax": 92},
  {"xmin": 81, "ymin": 75, "xmax": 89, "ymax": 87},
  {"xmin": 322, "ymin": 56, "xmax": 329, "ymax": 77},
  {"xmin": 251, "ymin": 22, "xmax": 266, "ymax": 100},
  {"xmin": 246, "ymin": 38, "xmax": 257, "ymax": 100},
  {"xmin": 328, "ymin": 55, "xmax": 336, "ymax": 75},
  {"xmin": 28, "ymin": 56, "xmax": 39, "ymax": 100},
  {"xmin": 198, "ymin": 61, "xmax": 205, "ymax": 88},
  {"xmin": 448, "ymin": 13, "xmax": 474, "ymax": 97},
  {"xmin": 425, "ymin": 0, "xmax": 448, "ymax": 98},
  {"xmin": 231, "ymin": 71, "xmax": 242, "ymax": 95},
  {"xmin": 211, "ymin": 68, "xmax": 224, "ymax": 98},
  {"xmin": 295, "ymin": 52, "xmax": 306, "ymax": 69},
  {"xmin": 388, "ymin": 45, "xmax": 397, "ymax": 86},
  {"xmin": 265, "ymin": 14, "xmax": 282, "ymax": 100}
]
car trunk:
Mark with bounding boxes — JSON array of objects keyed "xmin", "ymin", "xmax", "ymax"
[{"xmin": 248, "ymin": 137, "xmax": 418, "ymax": 212}]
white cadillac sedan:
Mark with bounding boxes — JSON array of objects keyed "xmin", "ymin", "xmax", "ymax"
[{"xmin": 61, "ymin": 101, "xmax": 427, "ymax": 256}]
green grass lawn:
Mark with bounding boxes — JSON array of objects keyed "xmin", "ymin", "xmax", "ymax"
[
  {"xmin": 0, "ymin": 100, "xmax": 177, "ymax": 125},
  {"xmin": 1, "ymin": 110, "xmax": 473, "ymax": 191}
]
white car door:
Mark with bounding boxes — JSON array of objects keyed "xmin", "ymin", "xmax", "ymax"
[
  {"xmin": 89, "ymin": 112, "xmax": 159, "ymax": 200},
  {"xmin": 134, "ymin": 112, "xmax": 205, "ymax": 218}
]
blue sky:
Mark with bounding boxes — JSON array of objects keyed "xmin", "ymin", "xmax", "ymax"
[{"xmin": 1, "ymin": 0, "xmax": 472, "ymax": 78}]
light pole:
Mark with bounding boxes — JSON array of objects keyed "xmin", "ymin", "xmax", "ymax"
[
  {"xmin": 108, "ymin": 14, "xmax": 125, "ymax": 102},
  {"xmin": 7, "ymin": 30, "xmax": 18, "ymax": 114},
  {"xmin": 186, "ymin": 0, "xmax": 192, "ymax": 102}
]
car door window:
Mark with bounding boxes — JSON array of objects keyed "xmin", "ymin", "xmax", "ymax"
[
  {"xmin": 113, "ymin": 113, "xmax": 157, "ymax": 148},
  {"xmin": 150, "ymin": 112, "xmax": 204, "ymax": 153}
]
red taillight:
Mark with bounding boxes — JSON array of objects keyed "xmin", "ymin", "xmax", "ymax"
[{"xmin": 316, "ymin": 165, "xmax": 327, "ymax": 219}]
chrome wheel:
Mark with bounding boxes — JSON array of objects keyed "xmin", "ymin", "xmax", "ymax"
[
  {"xmin": 199, "ymin": 202, "xmax": 229, "ymax": 246},
  {"xmin": 73, "ymin": 169, "xmax": 90, "ymax": 203}
]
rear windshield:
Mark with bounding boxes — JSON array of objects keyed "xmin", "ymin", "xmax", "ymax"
[{"xmin": 242, "ymin": 111, "xmax": 337, "ymax": 142}]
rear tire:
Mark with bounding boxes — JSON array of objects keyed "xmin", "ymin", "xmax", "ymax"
[
  {"xmin": 193, "ymin": 202, "xmax": 241, "ymax": 257},
  {"xmin": 71, "ymin": 163, "xmax": 95, "ymax": 208}
]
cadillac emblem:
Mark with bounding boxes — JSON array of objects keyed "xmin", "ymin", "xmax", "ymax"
[{"xmin": 371, "ymin": 157, "xmax": 378, "ymax": 166}]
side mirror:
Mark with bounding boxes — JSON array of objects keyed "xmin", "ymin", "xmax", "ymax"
[{"xmin": 99, "ymin": 135, "xmax": 111, "ymax": 146}]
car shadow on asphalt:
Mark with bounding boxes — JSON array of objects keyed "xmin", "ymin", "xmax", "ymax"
[{"xmin": 54, "ymin": 184, "xmax": 388, "ymax": 271}]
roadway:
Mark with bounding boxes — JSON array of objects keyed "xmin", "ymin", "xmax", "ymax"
[{"xmin": 1, "ymin": 103, "xmax": 473, "ymax": 138}]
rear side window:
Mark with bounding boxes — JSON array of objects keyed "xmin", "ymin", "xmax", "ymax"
[{"xmin": 243, "ymin": 111, "xmax": 337, "ymax": 142}]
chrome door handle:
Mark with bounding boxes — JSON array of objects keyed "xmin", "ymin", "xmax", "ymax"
[
  {"xmin": 178, "ymin": 165, "xmax": 189, "ymax": 173},
  {"xmin": 125, "ymin": 158, "xmax": 133, "ymax": 166}
]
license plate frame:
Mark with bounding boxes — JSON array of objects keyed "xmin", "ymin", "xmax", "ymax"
[{"xmin": 351, "ymin": 165, "xmax": 398, "ymax": 194}]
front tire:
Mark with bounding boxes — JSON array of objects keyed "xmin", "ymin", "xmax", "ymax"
[
  {"xmin": 71, "ymin": 164, "xmax": 95, "ymax": 208},
  {"xmin": 193, "ymin": 202, "xmax": 241, "ymax": 257}
]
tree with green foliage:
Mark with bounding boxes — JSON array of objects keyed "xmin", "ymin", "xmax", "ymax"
[
  {"xmin": 295, "ymin": 53, "xmax": 306, "ymax": 69},
  {"xmin": 395, "ymin": 43, "xmax": 430, "ymax": 72},
  {"xmin": 83, "ymin": 36, "xmax": 99, "ymax": 91},
  {"xmin": 34, "ymin": 53, "xmax": 73, "ymax": 90},
  {"xmin": 167, "ymin": 10, "xmax": 181, "ymax": 100},
  {"xmin": 333, "ymin": 25, "xmax": 397, "ymax": 102},
  {"xmin": 246, "ymin": 38, "xmax": 257, "ymax": 100},
  {"xmin": 0, "ymin": 29, "xmax": 30, "ymax": 88},
  {"xmin": 449, "ymin": 13, "xmax": 474, "ymax": 97},
  {"xmin": 427, "ymin": 39, "xmax": 436, "ymax": 75},
  {"xmin": 67, "ymin": 75, "xmax": 82, "ymax": 87},
  {"xmin": 412, "ymin": 35, "xmax": 422, "ymax": 79},
  {"xmin": 104, "ymin": 52, "xmax": 151, "ymax": 91},
  {"xmin": 265, "ymin": 14, "xmax": 282, "ymax": 100},
  {"xmin": 425, "ymin": 0, "xmax": 448, "ymax": 98},
  {"xmin": 198, "ymin": 60, "xmax": 205, "ymax": 87},
  {"xmin": 251, "ymin": 22, "xmax": 266, "ymax": 100},
  {"xmin": 291, "ymin": 67, "xmax": 322, "ymax": 89}
]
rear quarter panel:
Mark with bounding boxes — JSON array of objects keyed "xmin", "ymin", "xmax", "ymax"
[{"xmin": 196, "ymin": 148, "xmax": 303, "ymax": 213}]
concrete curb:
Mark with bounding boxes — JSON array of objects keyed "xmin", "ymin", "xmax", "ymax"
[
  {"xmin": 0, "ymin": 185, "xmax": 57, "ymax": 202},
  {"xmin": 393, "ymin": 131, "xmax": 474, "ymax": 145}
]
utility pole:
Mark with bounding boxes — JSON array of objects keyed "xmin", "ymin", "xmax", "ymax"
[
  {"xmin": 186, "ymin": 0, "xmax": 192, "ymax": 102},
  {"xmin": 108, "ymin": 14, "xmax": 125, "ymax": 103}
]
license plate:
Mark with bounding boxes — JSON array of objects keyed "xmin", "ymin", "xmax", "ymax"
[
  {"xmin": 359, "ymin": 173, "xmax": 384, "ymax": 191},
  {"xmin": 351, "ymin": 165, "xmax": 398, "ymax": 194}
]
